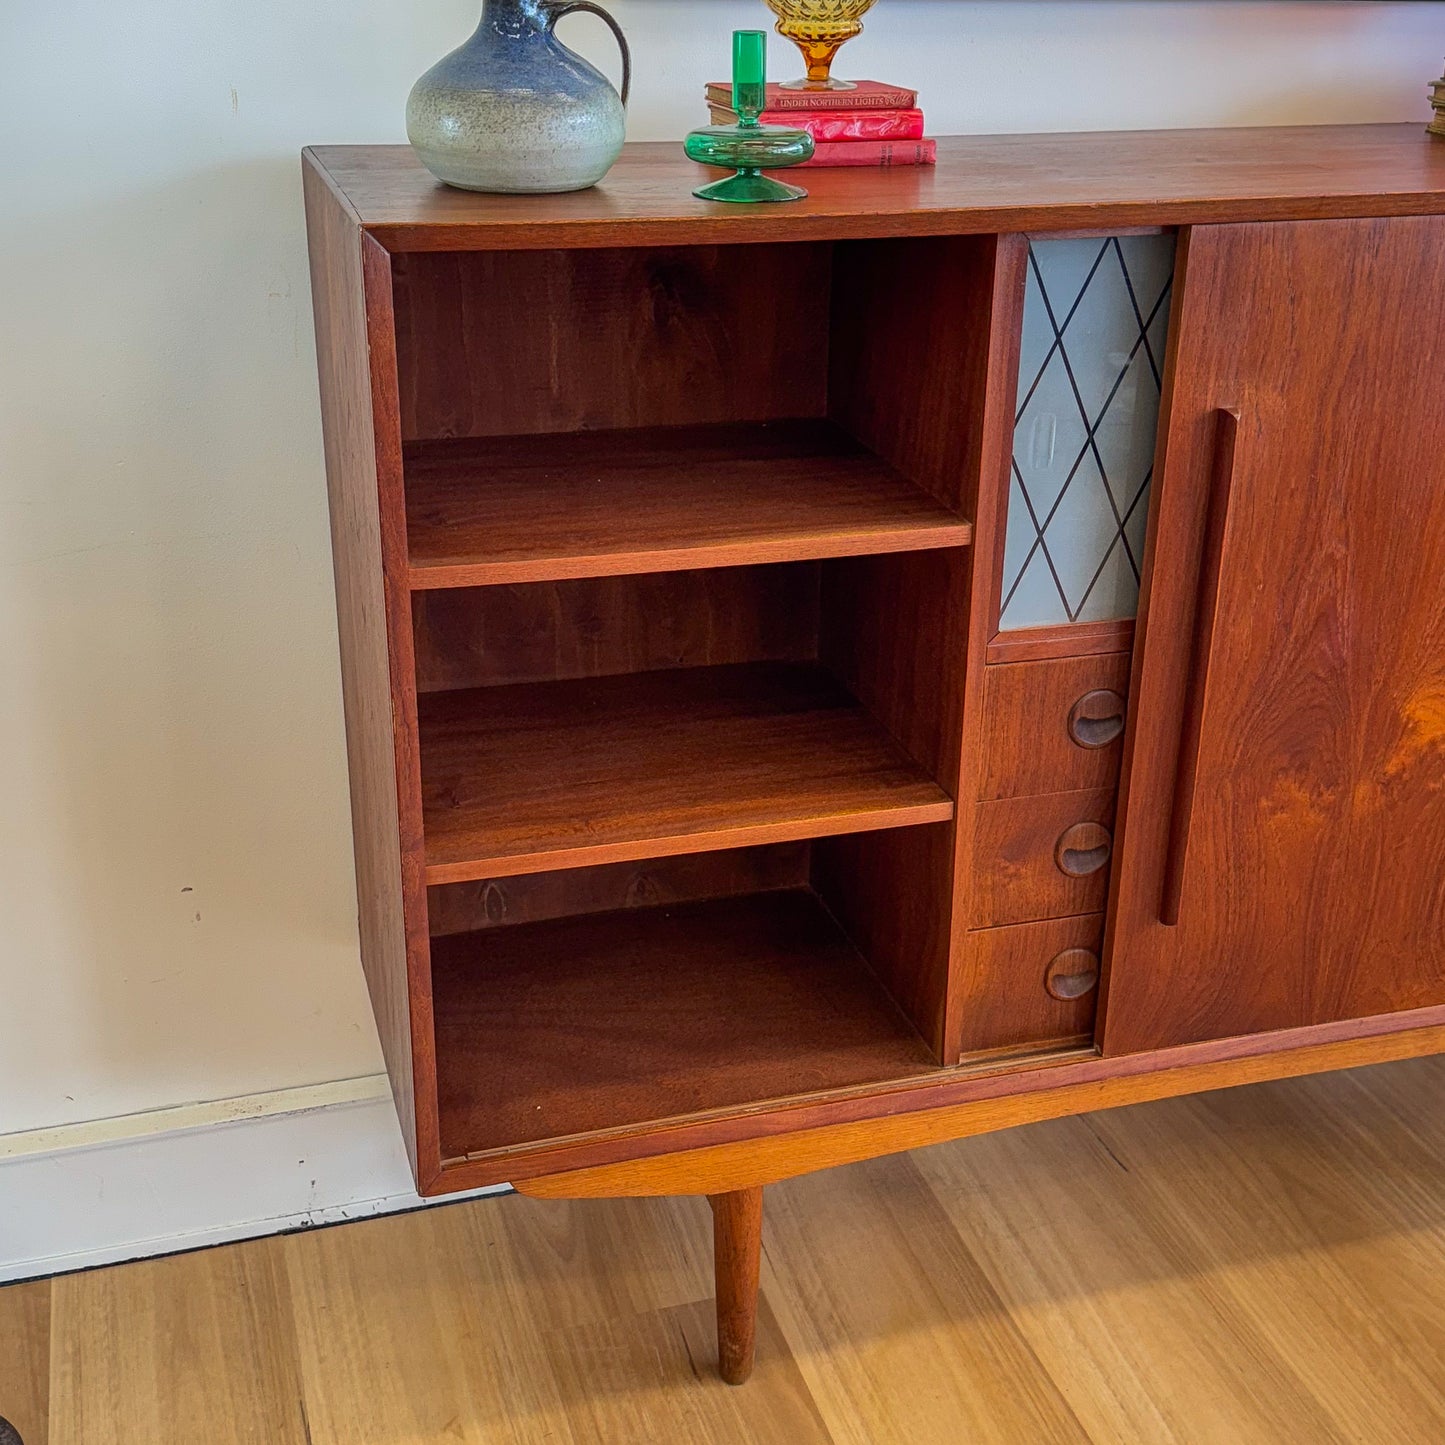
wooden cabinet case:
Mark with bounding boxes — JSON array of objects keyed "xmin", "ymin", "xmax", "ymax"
[{"xmin": 305, "ymin": 127, "xmax": 1445, "ymax": 1385}]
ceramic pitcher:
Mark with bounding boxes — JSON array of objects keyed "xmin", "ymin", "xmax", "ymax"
[{"xmin": 407, "ymin": 0, "xmax": 631, "ymax": 194}]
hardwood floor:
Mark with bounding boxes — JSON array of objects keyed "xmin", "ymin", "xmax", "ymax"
[{"xmin": 8, "ymin": 1055, "xmax": 1445, "ymax": 1444}]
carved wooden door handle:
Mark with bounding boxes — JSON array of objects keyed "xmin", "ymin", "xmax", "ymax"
[
  {"xmin": 1045, "ymin": 948, "xmax": 1101, "ymax": 1000},
  {"xmin": 1068, "ymin": 689, "xmax": 1126, "ymax": 748},
  {"xmin": 1055, "ymin": 820, "xmax": 1113, "ymax": 877},
  {"xmin": 1160, "ymin": 407, "xmax": 1240, "ymax": 926}
]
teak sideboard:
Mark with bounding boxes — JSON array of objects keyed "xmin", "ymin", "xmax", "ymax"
[{"xmin": 304, "ymin": 125, "xmax": 1445, "ymax": 1384}]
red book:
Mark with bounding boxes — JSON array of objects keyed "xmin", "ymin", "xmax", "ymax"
[
  {"xmin": 708, "ymin": 106, "xmax": 926, "ymax": 142},
  {"xmin": 703, "ymin": 80, "xmax": 917, "ymax": 111},
  {"xmin": 795, "ymin": 138, "xmax": 938, "ymax": 169}
]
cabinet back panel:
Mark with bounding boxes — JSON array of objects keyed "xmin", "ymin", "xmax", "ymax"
[
  {"xmin": 393, "ymin": 245, "xmax": 831, "ymax": 442},
  {"xmin": 428, "ymin": 842, "xmax": 811, "ymax": 937},
  {"xmin": 412, "ymin": 563, "xmax": 821, "ymax": 693}
]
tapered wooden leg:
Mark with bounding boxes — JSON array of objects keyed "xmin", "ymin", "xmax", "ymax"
[{"xmin": 708, "ymin": 1186, "xmax": 764, "ymax": 1385}]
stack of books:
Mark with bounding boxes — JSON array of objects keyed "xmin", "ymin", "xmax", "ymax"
[
  {"xmin": 1431, "ymin": 63, "xmax": 1445, "ymax": 138},
  {"xmin": 704, "ymin": 80, "xmax": 936, "ymax": 169}
]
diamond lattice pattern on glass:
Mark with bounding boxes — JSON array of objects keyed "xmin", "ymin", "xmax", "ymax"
[{"xmin": 999, "ymin": 234, "xmax": 1176, "ymax": 631}]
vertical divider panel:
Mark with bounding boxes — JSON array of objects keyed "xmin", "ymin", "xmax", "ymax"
[
  {"xmin": 304, "ymin": 160, "xmax": 440, "ymax": 1187},
  {"xmin": 819, "ymin": 235, "xmax": 1025, "ymax": 1061},
  {"xmin": 365, "ymin": 240, "xmax": 441, "ymax": 1185},
  {"xmin": 940, "ymin": 235, "xmax": 1033, "ymax": 1061}
]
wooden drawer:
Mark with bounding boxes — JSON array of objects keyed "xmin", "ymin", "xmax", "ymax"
[
  {"xmin": 978, "ymin": 652, "xmax": 1131, "ymax": 800},
  {"xmin": 970, "ymin": 786, "xmax": 1116, "ymax": 928},
  {"xmin": 956, "ymin": 914, "xmax": 1103, "ymax": 1057}
]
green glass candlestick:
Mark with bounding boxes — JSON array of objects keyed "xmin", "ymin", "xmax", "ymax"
[{"xmin": 684, "ymin": 30, "xmax": 814, "ymax": 203}]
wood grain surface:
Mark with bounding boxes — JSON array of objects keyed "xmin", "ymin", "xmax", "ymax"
[
  {"xmin": 392, "ymin": 243, "xmax": 831, "ymax": 440},
  {"xmin": 303, "ymin": 157, "xmax": 435, "ymax": 1177},
  {"xmin": 815, "ymin": 550, "xmax": 973, "ymax": 1060},
  {"xmin": 430, "ymin": 889, "xmax": 937, "ymax": 1158},
  {"xmin": 934, "ymin": 233, "xmax": 1032, "ymax": 1062},
  {"xmin": 403, "ymin": 420, "xmax": 972, "ymax": 588},
  {"xmin": 912, "ymin": 1097, "xmax": 1347, "ymax": 1443},
  {"xmin": 48, "ymin": 1242, "xmax": 307, "ymax": 1445},
  {"xmin": 418, "ymin": 661, "xmax": 954, "ymax": 883},
  {"xmin": 1102, "ymin": 215, "xmax": 1445, "ymax": 1054},
  {"xmin": 305, "ymin": 126, "xmax": 1445, "ymax": 251},
  {"xmin": 808, "ymin": 238, "xmax": 1009, "ymax": 1061},
  {"xmin": 304, "ymin": 136, "xmax": 1445, "ymax": 1218},
  {"xmin": 426, "ymin": 842, "xmax": 810, "ymax": 937},
  {"xmin": 812, "ymin": 823, "xmax": 957, "ymax": 1063},
  {"xmin": 828, "ymin": 235, "xmax": 1000, "ymax": 516},
  {"xmin": 970, "ymin": 787, "xmax": 1117, "ymax": 928},
  {"xmin": 759, "ymin": 1161, "xmax": 1091, "ymax": 1442},
  {"xmin": 978, "ymin": 652, "xmax": 1132, "ymax": 800},
  {"xmin": 17, "ymin": 1053, "xmax": 1445, "ymax": 1443},
  {"xmin": 986, "ymin": 617, "xmax": 1136, "ymax": 664},
  {"xmin": 410, "ymin": 563, "xmax": 820, "ymax": 694},
  {"xmin": 955, "ymin": 914, "xmax": 1104, "ymax": 1057},
  {"xmin": 0, "ymin": 1281, "xmax": 48, "ymax": 1445},
  {"xmin": 507, "ymin": 1008, "xmax": 1445, "ymax": 1197},
  {"xmin": 709, "ymin": 1188, "xmax": 765, "ymax": 1385}
]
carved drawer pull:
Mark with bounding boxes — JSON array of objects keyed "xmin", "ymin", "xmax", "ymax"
[
  {"xmin": 1055, "ymin": 820, "xmax": 1113, "ymax": 877},
  {"xmin": 1068, "ymin": 688, "xmax": 1126, "ymax": 749},
  {"xmin": 1045, "ymin": 948, "xmax": 1101, "ymax": 1001}
]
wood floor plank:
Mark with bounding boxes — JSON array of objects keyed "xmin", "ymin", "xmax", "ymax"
[
  {"xmin": 1340, "ymin": 1054, "xmax": 1445, "ymax": 1195},
  {"xmin": 468, "ymin": 1194, "xmax": 835, "ymax": 1438},
  {"xmin": 455, "ymin": 1192, "xmax": 716, "ymax": 1328},
  {"xmin": 913, "ymin": 1112, "xmax": 1347, "ymax": 1444},
  {"xmin": 760, "ymin": 1155, "xmax": 1092, "ymax": 1445},
  {"xmin": 22, "ymin": 1060, "xmax": 1445, "ymax": 1443},
  {"xmin": 541, "ymin": 1297, "xmax": 835, "ymax": 1444},
  {"xmin": 483, "ymin": 1194, "xmax": 833, "ymax": 1434},
  {"xmin": 1083, "ymin": 1065, "xmax": 1445, "ymax": 1440},
  {"xmin": 283, "ymin": 1202, "xmax": 577, "ymax": 1445},
  {"xmin": 283, "ymin": 1193, "xmax": 833, "ymax": 1444},
  {"xmin": 0, "ymin": 1280, "xmax": 49, "ymax": 1445},
  {"xmin": 48, "ymin": 1239, "xmax": 306, "ymax": 1445}
]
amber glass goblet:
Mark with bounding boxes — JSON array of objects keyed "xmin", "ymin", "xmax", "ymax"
[{"xmin": 763, "ymin": 0, "xmax": 879, "ymax": 90}]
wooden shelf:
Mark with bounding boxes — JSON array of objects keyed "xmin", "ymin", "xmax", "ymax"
[
  {"xmin": 404, "ymin": 420, "xmax": 972, "ymax": 588},
  {"xmin": 419, "ymin": 661, "xmax": 954, "ymax": 884},
  {"xmin": 432, "ymin": 888, "xmax": 939, "ymax": 1157}
]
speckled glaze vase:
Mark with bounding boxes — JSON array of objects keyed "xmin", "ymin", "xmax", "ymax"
[{"xmin": 407, "ymin": 0, "xmax": 631, "ymax": 194}]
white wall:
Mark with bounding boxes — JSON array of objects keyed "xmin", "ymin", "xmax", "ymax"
[{"xmin": 2, "ymin": 0, "xmax": 1442, "ymax": 1269}]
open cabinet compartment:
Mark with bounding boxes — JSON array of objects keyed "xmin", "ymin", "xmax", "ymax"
[
  {"xmin": 384, "ymin": 232, "xmax": 1004, "ymax": 1175},
  {"xmin": 391, "ymin": 236, "xmax": 988, "ymax": 585},
  {"xmin": 412, "ymin": 550, "xmax": 968, "ymax": 1166},
  {"xmin": 410, "ymin": 555, "xmax": 966, "ymax": 882},
  {"xmin": 428, "ymin": 832, "xmax": 952, "ymax": 1160}
]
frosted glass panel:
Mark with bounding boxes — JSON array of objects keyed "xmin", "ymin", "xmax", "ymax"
[{"xmin": 999, "ymin": 234, "xmax": 1176, "ymax": 631}]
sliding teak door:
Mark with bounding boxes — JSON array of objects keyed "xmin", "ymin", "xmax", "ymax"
[{"xmin": 1100, "ymin": 216, "xmax": 1445, "ymax": 1055}]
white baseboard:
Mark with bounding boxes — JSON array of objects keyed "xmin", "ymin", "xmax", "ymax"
[{"xmin": 0, "ymin": 1079, "xmax": 510, "ymax": 1283}]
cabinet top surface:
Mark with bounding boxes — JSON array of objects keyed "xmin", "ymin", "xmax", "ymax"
[{"xmin": 306, "ymin": 124, "xmax": 1445, "ymax": 251}]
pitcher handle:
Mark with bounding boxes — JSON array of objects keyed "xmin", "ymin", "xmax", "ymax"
[{"xmin": 548, "ymin": 2, "xmax": 632, "ymax": 107}]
